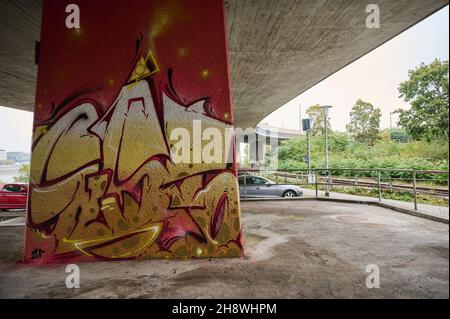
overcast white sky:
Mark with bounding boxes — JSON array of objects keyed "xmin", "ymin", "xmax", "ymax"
[{"xmin": 0, "ymin": 6, "xmax": 449, "ymax": 153}]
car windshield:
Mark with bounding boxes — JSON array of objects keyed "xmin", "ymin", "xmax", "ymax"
[{"xmin": 2, "ymin": 185, "xmax": 22, "ymax": 192}]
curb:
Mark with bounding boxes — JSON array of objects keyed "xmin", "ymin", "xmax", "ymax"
[{"xmin": 240, "ymin": 197, "xmax": 449, "ymax": 224}]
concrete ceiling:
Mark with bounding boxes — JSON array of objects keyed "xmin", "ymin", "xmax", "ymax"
[{"xmin": 0, "ymin": 0, "xmax": 448, "ymax": 128}]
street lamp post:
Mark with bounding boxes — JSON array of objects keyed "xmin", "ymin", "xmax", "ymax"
[
  {"xmin": 302, "ymin": 118, "xmax": 313, "ymax": 184},
  {"xmin": 390, "ymin": 111, "xmax": 396, "ymax": 130},
  {"xmin": 321, "ymin": 105, "xmax": 332, "ymax": 196}
]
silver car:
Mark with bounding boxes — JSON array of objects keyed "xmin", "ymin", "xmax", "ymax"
[{"xmin": 238, "ymin": 175, "xmax": 303, "ymax": 198}]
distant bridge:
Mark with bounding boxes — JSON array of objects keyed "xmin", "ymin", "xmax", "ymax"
[{"xmin": 236, "ymin": 123, "xmax": 303, "ymax": 165}]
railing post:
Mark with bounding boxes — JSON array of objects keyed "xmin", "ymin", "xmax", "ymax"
[
  {"xmin": 284, "ymin": 171, "xmax": 287, "ymax": 184},
  {"xmin": 329, "ymin": 170, "xmax": 332, "ymax": 194},
  {"xmin": 377, "ymin": 170, "xmax": 381, "ymax": 202},
  {"xmin": 413, "ymin": 171, "xmax": 417, "ymax": 210},
  {"xmin": 315, "ymin": 170, "xmax": 318, "ymax": 198},
  {"xmin": 243, "ymin": 170, "xmax": 247, "ymax": 199}
]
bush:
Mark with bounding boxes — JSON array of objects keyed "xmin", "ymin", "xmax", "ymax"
[{"xmin": 276, "ymin": 133, "xmax": 448, "ymax": 181}]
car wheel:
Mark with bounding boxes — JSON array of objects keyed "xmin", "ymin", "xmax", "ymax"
[{"xmin": 282, "ymin": 190, "xmax": 297, "ymax": 198}]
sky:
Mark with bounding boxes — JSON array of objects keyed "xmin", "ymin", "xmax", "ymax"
[
  {"xmin": 0, "ymin": 6, "xmax": 449, "ymax": 153},
  {"xmin": 0, "ymin": 106, "xmax": 34, "ymax": 153},
  {"xmin": 261, "ymin": 6, "xmax": 450, "ymax": 132}
]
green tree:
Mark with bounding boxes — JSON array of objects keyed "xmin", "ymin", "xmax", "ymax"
[
  {"xmin": 396, "ymin": 59, "xmax": 449, "ymax": 141},
  {"xmin": 306, "ymin": 104, "xmax": 332, "ymax": 136},
  {"xmin": 13, "ymin": 163, "xmax": 30, "ymax": 183},
  {"xmin": 346, "ymin": 99, "xmax": 381, "ymax": 146},
  {"xmin": 278, "ymin": 132, "xmax": 351, "ymax": 169}
]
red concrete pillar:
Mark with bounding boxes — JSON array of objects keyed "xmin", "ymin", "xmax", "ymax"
[{"xmin": 24, "ymin": 0, "xmax": 242, "ymax": 263}]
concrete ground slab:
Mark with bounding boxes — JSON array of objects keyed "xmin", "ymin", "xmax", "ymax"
[
  {"xmin": 0, "ymin": 201, "xmax": 448, "ymax": 298},
  {"xmin": 0, "ymin": 217, "xmax": 25, "ymax": 227},
  {"xmin": 302, "ymin": 189, "xmax": 449, "ymax": 222}
]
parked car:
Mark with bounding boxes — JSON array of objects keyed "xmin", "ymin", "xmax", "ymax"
[
  {"xmin": 0, "ymin": 183, "xmax": 28, "ymax": 210},
  {"xmin": 238, "ymin": 175, "xmax": 303, "ymax": 198}
]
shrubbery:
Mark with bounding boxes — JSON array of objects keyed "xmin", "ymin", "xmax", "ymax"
[{"xmin": 276, "ymin": 132, "xmax": 449, "ymax": 181}]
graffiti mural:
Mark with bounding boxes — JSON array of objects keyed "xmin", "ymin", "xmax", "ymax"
[{"xmin": 24, "ymin": 0, "xmax": 243, "ymax": 263}]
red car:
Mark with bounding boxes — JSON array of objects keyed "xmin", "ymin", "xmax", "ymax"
[{"xmin": 0, "ymin": 183, "xmax": 28, "ymax": 210}]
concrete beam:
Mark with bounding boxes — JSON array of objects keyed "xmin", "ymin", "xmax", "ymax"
[
  {"xmin": 226, "ymin": 0, "xmax": 448, "ymax": 128},
  {"xmin": 0, "ymin": 0, "xmax": 448, "ymax": 127},
  {"xmin": 0, "ymin": 0, "xmax": 41, "ymax": 112}
]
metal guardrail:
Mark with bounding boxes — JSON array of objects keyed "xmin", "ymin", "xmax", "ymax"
[{"xmin": 238, "ymin": 168, "xmax": 449, "ymax": 211}]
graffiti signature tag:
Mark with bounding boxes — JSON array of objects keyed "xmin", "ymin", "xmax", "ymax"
[{"xmin": 31, "ymin": 248, "xmax": 45, "ymax": 260}]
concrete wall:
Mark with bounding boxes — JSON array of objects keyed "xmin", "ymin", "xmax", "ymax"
[{"xmin": 24, "ymin": 0, "xmax": 243, "ymax": 263}]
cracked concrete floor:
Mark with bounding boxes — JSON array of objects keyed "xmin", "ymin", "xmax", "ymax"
[{"xmin": 0, "ymin": 201, "xmax": 448, "ymax": 298}]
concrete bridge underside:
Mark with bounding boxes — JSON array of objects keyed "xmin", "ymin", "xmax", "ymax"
[{"xmin": 0, "ymin": 0, "xmax": 448, "ymax": 128}]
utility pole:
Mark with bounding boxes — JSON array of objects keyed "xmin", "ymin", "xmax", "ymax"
[
  {"xmin": 321, "ymin": 106, "xmax": 332, "ymax": 170},
  {"xmin": 324, "ymin": 117, "xmax": 329, "ymax": 169},
  {"xmin": 390, "ymin": 111, "xmax": 395, "ymax": 130},
  {"xmin": 299, "ymin": 104, "xmax": 302, "ymax": 132},
  {"xmin": 321, "ymin": 105, "xmax": 332, "ymax": 197},
  {"xmin": 307, "ymin": 128, "xmax": 311, "ymax": 178},
  {"xmin": 302, "ymin": 118, "xmax": 313, "ymax": 184},
  {"xmin": 390, "ymin": 112, "xmax": 392, "ymax": 130}
]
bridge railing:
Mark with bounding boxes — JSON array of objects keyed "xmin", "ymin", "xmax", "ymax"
[{"xmin": 238, "ymin": 168, "xmax": 449, "ymax": 211}]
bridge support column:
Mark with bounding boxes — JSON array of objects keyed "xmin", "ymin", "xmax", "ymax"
[
  {"xmin": 24, "ymin": 0, "xmax": 243, "ymax": 263},
  {"xmin": 247, "ymin": 133, "xmax": 266, "ymax": 167}
]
